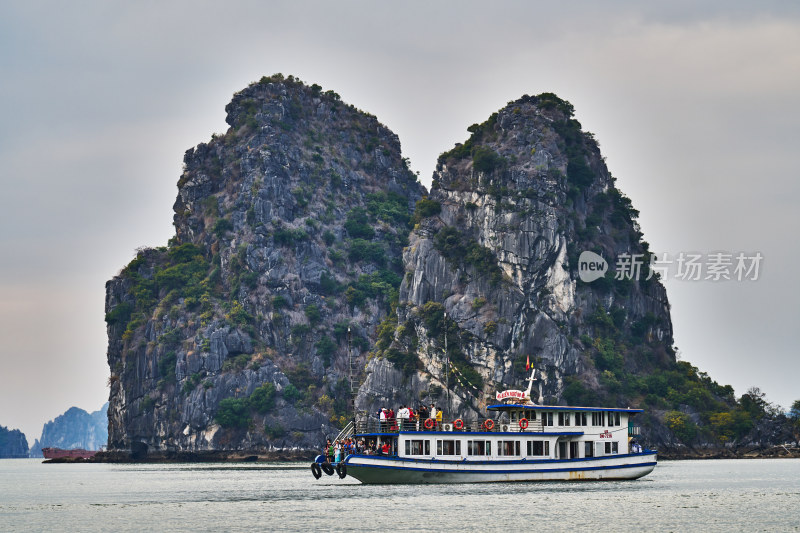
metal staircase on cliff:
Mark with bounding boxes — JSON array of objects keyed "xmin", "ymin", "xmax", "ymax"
[{"xmin": 347, "ymin": 327, "xmax": 358, "ymax": 394}]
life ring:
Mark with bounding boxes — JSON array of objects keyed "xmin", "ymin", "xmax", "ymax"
[
  {"xmin": 454, "ymin": 419, "xmax": 464, "ymax": 430},
  {"xmin": 424, "ymin": 418, "xmax": 434, "ymax": 430},
  {"xmin": 311, "ymin": 462, "xmax": 322, "ymax": 479},
  {"xmin": 321, "ymin": 462, "xmax": 335, "ymax": 476},
  {"xmin": 336, "ymin": 462, "xmax": 347, "ymax": 479},
  {"xmin": 483, "ymin": 419, "xmax": 494, "ymax": 431},
  {"xmin": 519, "ymin": 418, "xmax": 529, "ymax": 430}
]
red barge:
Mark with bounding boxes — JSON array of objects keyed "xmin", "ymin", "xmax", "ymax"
[{"xmin": 41, "ymin": 447, "xmax": 98, "ymax": 460}]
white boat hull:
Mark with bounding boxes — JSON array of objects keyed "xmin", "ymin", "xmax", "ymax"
[{"xmin": 342, "ymin": 452, "xmax": 657, "ymax": 484}]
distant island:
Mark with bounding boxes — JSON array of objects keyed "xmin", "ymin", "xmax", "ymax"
[
  {"xmin": 29, "ymin": 403, "xmax": 108, "ymax": 458},
  {"xmin": 0, "ymin": 424, "xmax": 29, "ymax": 458}
]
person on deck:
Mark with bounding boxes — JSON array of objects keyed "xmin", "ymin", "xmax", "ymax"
[
  {"xmin": 334, "ymin": 440, "xmax": 342, "ymax": 463},
  {"xmin": 429, "ymin": 404, "xmax": 437, "ymax": 430},
  {"xmin": 397, "ymin": 405, "xmax": 409, "ymax": 430},
  {"xmin": 418, "ymin": 404, "xmax": 429, "ymax": 429},
  {"xmin": 435, "ymin": 405, "xmax": 443, "ymax": 430},
  {"xmin": 379, "ymin": 407, "xmax": 387, "ymax": 432}
]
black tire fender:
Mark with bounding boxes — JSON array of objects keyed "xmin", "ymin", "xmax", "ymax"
[
  {"xmin": 321, "ymin": 462, "xmax": 335, "ymax": 476},
  {"xmin": 336, "ymin": 462, "xmax": 347, "ymax": 479},
  {"xmin": 311, "ymin": 462, "xmax": 322, "ymax": 479}
]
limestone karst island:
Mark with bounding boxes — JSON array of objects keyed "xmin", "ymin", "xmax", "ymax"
[{"xmin": 100, "ymin": 74, "xmax": 798, "ymax": 461}]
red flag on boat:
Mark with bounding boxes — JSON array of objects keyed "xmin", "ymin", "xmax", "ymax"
[{"xmin": 525, "ymin": 355, "xmax": 530, "ymax": 371}]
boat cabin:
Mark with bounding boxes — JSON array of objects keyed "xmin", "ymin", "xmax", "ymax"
[{"xmin": 354, "ymin": 403, "xmax": 642, "ymax": 462}]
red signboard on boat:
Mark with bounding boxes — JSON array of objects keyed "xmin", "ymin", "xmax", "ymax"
[{"xmin": 496, "ymin": 390, "xmax": 526, "ymax": 401}]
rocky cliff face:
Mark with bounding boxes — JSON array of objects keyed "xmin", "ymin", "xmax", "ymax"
[
  {"xmin": 356, "ymin": 94, "xmax": 676, "ymax": 429},
  {"xmin": 29, "ymin": 404, "xmax": 108, "ymax": 457},
  {"xmin": 106, "ymin": 75, "xmax": 424, "ymax": 453},
  {"xmin": 108, "ymin": 79, "xmax": 742, "ymax": 453},
  {"xmin": 0, "ymin": 425, "xmax": 28, "ymax": 458}
]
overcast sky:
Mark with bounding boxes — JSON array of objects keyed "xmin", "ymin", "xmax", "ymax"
[{"xmin": 1, "ymin": 1, "xmax": 798, "ymax": 443}]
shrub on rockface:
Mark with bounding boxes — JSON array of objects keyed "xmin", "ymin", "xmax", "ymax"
[
  {"xmin": 344, "ymin": 207, "xmax": 374, "ymax": 239},
  {"xmin": 433, "ymin": 226, "xmax": 503, "ymax": 284},
  {"xmin": 413, "ymin": 198, "xmax": 441, "ymax": 221},
  {"xmin": 215, "ymin": 398, "xmax": 250, "ymax": 428},
  {"xmin": 249, "ymin": 383, "xmax": 277, "ymax": 414},
  {"xmin": 472, "ymin": 146, "xmax": 505, "ymax": 173}
]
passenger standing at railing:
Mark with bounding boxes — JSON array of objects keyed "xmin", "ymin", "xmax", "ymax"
[
  {"xmin": 324, "ymin": 439, "xmax": 332, "ymax": 463},
  {"xmin": 379, "ymin": 407, "xmax": 387, "ymax": 432},
  {"xmin": 327, "ymin": 440, "xmax": 334, "ymax": 464},
  {"xmin": 334, "ymin": 440, "xmax": 342, "ymax": 463},
  {"xmin": 418, "ymin": 404, "xmax": 429, "ymax": 430},
  {"xmin": 435, "ymin": 405, "xmax": 443, "ymax": 430},
  {"xmin": 397, "ymin": 405, "xmax": 409, "ymax": 430},
  {"xmin": 429, "ymin": 404, "xmax": 437, "ymax": 430},
  {"xmin": 387, "ymin": 408, "xmax": 396, "ymax": 430}
]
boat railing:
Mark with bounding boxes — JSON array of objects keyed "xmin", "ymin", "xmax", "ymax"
[
  {"xmin": 354, "ymin": 417, "xmax": 546, "ymax": 434},
  {"xmin": 334, "ymin": 420, "xmax": 355, "ymax": 442}
]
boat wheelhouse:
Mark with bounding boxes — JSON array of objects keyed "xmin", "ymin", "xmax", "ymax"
[{"xmin": 313, "ymin": 370, "xmax": 657, "ymax": 484}]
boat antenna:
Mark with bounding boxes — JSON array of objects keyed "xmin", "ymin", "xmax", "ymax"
[
  {"xmin": 523, "ymin": 367, "xmax": 536, "ymax": 400},
  {"xmin": 537, "ymin": 372, "xmax": 545, "ymax": 405}
]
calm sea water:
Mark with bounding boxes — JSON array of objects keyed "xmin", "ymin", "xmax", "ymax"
[{"xmin": 0, "ymin": 458, "xmax": 798, "ymax": 532}]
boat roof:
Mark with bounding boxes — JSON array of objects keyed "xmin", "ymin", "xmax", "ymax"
[{"xmin": 487, "ymin": 403, "xmax": 643, "ymax": 414}]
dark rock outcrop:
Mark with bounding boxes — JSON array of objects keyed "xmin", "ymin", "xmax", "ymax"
[
  {"xmin": 29, "ymin": 404, "xmax": 108, "ymax": 457},
  {"xmin": 356, "ymin": 94, "xmax": 675, "ymax": 433},
  {"xmin": 106, "ymin": 75, "xmax": 424, "ymax": 454},
  {"xmin": 0, "ymin": 425, "xmax": 28, "ymax": 458}
]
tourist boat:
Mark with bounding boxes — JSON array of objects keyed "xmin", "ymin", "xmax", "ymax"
[{"xmin": 313, "ymin": 369, "xmax": 656, "ymax": 484}]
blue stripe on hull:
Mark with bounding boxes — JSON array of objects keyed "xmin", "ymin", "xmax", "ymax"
[{"xmin": 349, "ymin": 461, "xmax": 656, "ymax": 475}]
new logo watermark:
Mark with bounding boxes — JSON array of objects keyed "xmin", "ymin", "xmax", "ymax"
[
  {"xmin": 578, "ymin": 251, "xmax": 608, "ymax": 282},
  {"xmin": 577, "ymin": 251, "xmax": 763, "ymax": 282}
]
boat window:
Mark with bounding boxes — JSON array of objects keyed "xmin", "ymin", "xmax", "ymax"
[
  {"xmin": 497, "ymin": 441, "xmax": 520, "ymax": 456},
  {"xmin": 591, "ymin": 412, "xmax": 605, "ymax": 426},
  {"xmin": 584, "ymin": 441, "xmax": 593, "ymax": 457},
  {"xmin": 437, "ymin": 439, "xmax": 460, "ymax": 456},
  {"xmin": 541, "ymin": 412, "xmax": 553, "ymax": 426},
  {"xmin": 526, "ymin": 440, "xmax": 548, "ymax": 456},
  {"xmin": 558, "ymin": 412, "xmax": 570, "ymax": 426},
  {"xmin": 467, "ymin": 440, "xmax": 491, "ymax": 456},
  {"xmin": 604, "ymin": 441, "xmax": 619, "ymax": 455},
  {"xmin": 405, "ymin": 439, "xmax": 430, "ymax": 456},
  {"xmin": 574, "ymin": 412, "xmax": 587, "ymax": 426}
]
